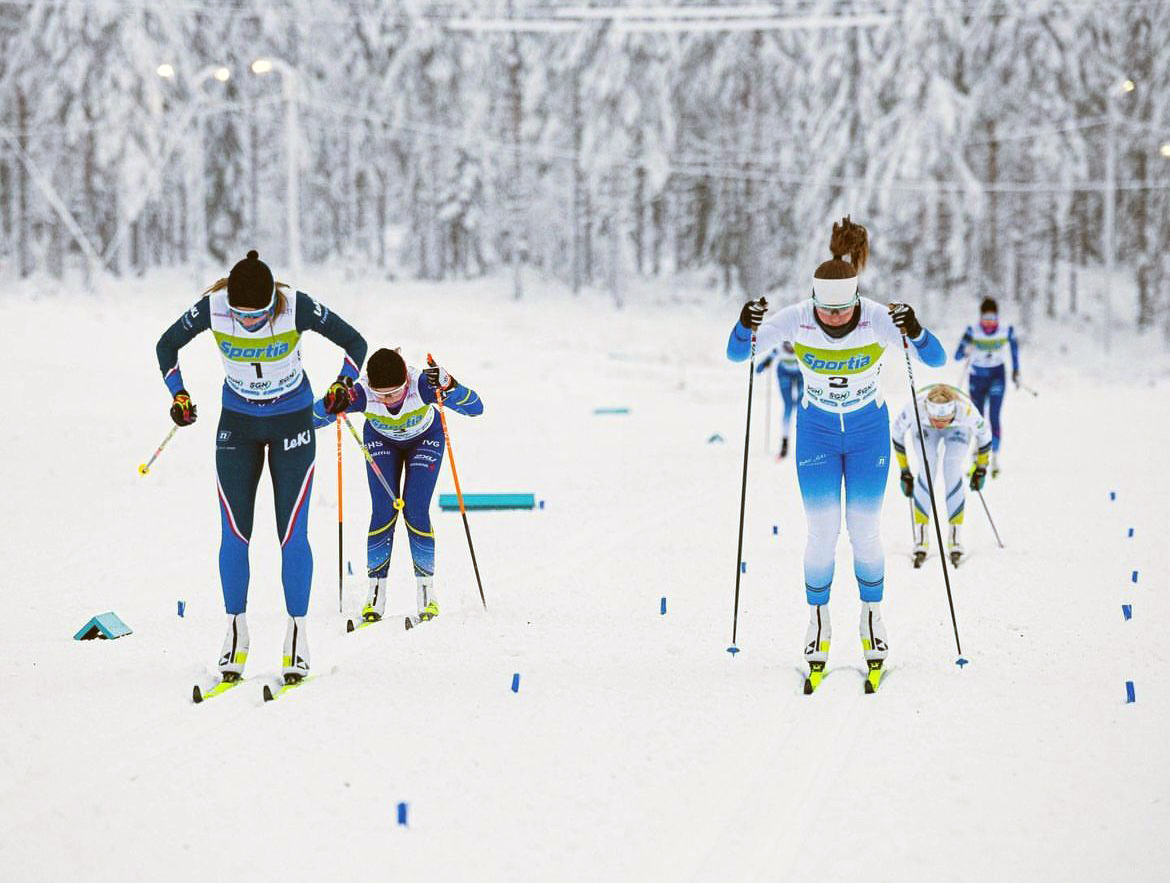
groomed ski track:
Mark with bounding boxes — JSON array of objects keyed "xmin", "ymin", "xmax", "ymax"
[{"xmin": 1, "ymin": 270, "xmax": 1166, "ymax": 881}]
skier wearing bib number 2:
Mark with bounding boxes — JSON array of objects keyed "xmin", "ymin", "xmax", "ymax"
[
  {"xmin": 156, "ymin": 250, "xmax": 367, "ymax": 691},
  {"xmin": 726, "ymin": 218, "xmax": 946, "ymax": 693}
]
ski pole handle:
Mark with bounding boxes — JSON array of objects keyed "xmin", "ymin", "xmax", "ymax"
[
  {"xmin": 340, "ymin": 413, "xmax": 404, "ymax": 511},
  {"xmin": 138, "ymin": 425, "xmax": 179, "ymax": 476}
]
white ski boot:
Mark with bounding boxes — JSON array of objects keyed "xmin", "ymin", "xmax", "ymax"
[
  {"xmin": 416, "ymin": 575, "xmax": 439, "ymax": 622},
  {"xmin": 802, "ymin": 604, "xmax": 831, "ymax": 694},
  {"xmin": 948, "ymin": 524, "xmax": 964, "ymax": 567},
  {"xmin": 362, "ymin": 577, "xmax": 388, "ymax": 623},
  {"xmin": 990, "ymin": 451, "xmax": 1001, "ymax": 478},
  {"xmin": 859, "ymin": 601, "xmax": 888, "ymax": 693},
  {"xmin": 912, "ymin": 522, "xmax": 929, "ymax": 569},
  {"xmin": 281, "ymin": 616, "xmax": 310, "ymax": 684},
  {"xmin": 217, "ymin": 613, "xmax": 249, "ymax": 682}
]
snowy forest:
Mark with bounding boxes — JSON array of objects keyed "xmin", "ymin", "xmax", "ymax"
[{"xmin": 1, "ymin": 1, "xmax": 1169, "ymax": 337}]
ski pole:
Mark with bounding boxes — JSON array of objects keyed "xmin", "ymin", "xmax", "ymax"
[
  {"xmin": 336, "ymin": 415, "xmax": 344, "ymax": 614},
  {"xmin": 427, "ymin": 353, "xmax": 487, "ymax": 610},
  {"xmin": 976, "ymin": 489, "xmax": 1004, "ymax": 548},
  {"xmin": 901, "ymin": 333, "xmax": 965, "ymax": 662},
  {"xmin": 729, "ymin": 332, "xmax": 757, "ymax": 654},
  {"xmin": 1017, "ymin": 380, "xmax": 1039, "ymax": 398},
  {"xmin": 340, "ymin": 413, "xmax": 404, "ymax": 510},
  {"xmin": 138, "ymin": 425, "xmax": 178, "ymax": 476}
]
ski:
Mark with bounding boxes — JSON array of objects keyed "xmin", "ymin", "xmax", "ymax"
[
  {"xmin": 802, "ymin": 662, "xmax": 826, "ymax": 695},
  {"xmin": 192, "ymin": 675, "xmax": 244, "ymax": 704},
  {"xmin": 262, "ymin": 676, "xmax": 311, "ymax": 702},
  {"xmin": 863, "ymin": 661, "xmax": 885, "ymax": 694},
  {"xmin": 347, "ymin": 614, "xmax": 421, "ymax": 632}
]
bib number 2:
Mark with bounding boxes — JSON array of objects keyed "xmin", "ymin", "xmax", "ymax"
[{"xmin": 828, "ymin": 376, "xmax": 847, "ymax": 388}]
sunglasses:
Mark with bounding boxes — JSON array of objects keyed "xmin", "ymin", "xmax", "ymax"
[
  {"xmin": 369, "ymin": 383, "xmax": 408, "ymax": 401},
  {"xmin": 813, "ymin": 296, "xmax": 859, "ymax": 316}
]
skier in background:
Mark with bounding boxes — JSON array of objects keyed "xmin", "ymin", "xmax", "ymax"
[
  {"xmin": 726, "ymin": 217, "xmax": 946, "ymax": 693},
  {"xmin": 756, "ymin": 340, "xmax": 804, "ymax": 458},
  {"xmin": 314, "ymin": 347, "xmax": 482, "ymax": 626},
  {"xmin": 892, "ymin": 384, "xmax": 991, "ymax": 568},
  {"xmin": 156, "ymin": 250, "xmax": 367, "ymax": 687},
  {"xmin": 954, "ymin": 296, "xmax": 1020, "ymax": 477}
]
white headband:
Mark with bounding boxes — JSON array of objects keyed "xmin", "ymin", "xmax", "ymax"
[
  {"xmin": 811, "ymin": 275, "xmax": 859, "ymax": 308},
  {"xmin": 925, "ymin": 398, "xmax": 957, "ymax": 420}
]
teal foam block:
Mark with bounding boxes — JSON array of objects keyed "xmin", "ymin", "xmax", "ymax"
[
  {"xmin": 593, "ymin": 407, "xmax": 630, "ymax": 415},
  {"xmin": 74, "ymin": 612, "xmax": 132, "ymax": 641},
  {"xmin": 439, "ymin": 493, "xmax": 535, "ymax": 511}
]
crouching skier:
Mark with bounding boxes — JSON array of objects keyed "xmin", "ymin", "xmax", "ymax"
[
  {"xmin": 726, "ymin": 217, "xmax": 946, "ymax": 694},
  {"xmin": 892, "ymin": 384, "xmax": 992, "ymax": 568},
  {"xmin": 313, "ymin": 347, "xmax": 482, "ymax": 628},
  {"xmin": 156, "ymin": 251, "xmax": 366, "ymax": 697}
]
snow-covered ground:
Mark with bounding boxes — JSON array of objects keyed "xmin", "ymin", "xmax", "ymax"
[{"xmin": 1, "ymin": 268, "xmax": 1167, "ymax": 882}]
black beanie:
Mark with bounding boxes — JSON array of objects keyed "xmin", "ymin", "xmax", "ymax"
[
  {"xmin": 227, "ymin": 250, "xmax": 275, "ymax": 309},
  {"xmin": 980, "ymin": 296, "xmax": 998, "ymax": 314},
  {"xmin": 367, "ymin": 348, "xmax": 408, "ymax": 388}
]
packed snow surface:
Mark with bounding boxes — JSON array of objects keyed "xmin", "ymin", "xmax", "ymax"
[{"xmin": 1, "ymin": 270, "xmax": 1167, "ymax": 882}]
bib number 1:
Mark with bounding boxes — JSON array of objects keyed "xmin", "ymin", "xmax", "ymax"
[{"xmin": 251, "ymin": 362, "xmax": 263, "ymax": 379}]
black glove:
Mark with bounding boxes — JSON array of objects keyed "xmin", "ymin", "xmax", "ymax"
[
  {"xmin": 170, "ymin": 390, "xmax": 197, "ymax": 427},
  {"xmin": 888, "ymin": 303, "xmax": 922, "ymax": 339},
  {"xmin": 424, "ymin": 363, "xmax": 457, "ymax": 394},
  {"xmin": 970, "ymin": 466, "xmax": 987, "ymax": 491},
  {"xmin": 739, "ymin": 298, "xmax": 768, "ymax": 331},
  {"xmin": 900, "ymin": 469, "xmax": 914, "ymax": 497},
  {"xmin": 755, "ymin": 354, "xmax": 774, "ymax": 373},
  {"xmin": 322, "ymin": 376, "xmax": 354, "ymax": 414}
]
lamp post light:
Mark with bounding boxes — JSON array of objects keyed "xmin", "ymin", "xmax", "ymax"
[{"xmin": 251, "ymin": 57, "xmax": 301, "ymax": 275}]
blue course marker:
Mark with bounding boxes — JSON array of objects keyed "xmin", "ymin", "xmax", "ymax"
[
  {"xmin": 1110, "ymin": 491, "xmax": 1116, "ymax": 501},
  {"xmin": 772, "ymin": 525, "xmax": 779, "ymax": 535},
  {"xmin": 511, "ymin": 673, "xmax": 520, "ymax": 693},
  {"xmin": 347, "ymin": 560, "xmax": 354, "ymax": 576},
  {"xmin": 1125, "ymin": 681, "xmax": 1136, "ymax": 704},
  {"xmin": 397, "ymin": 802, "xmax": 408, "ymax": 826},
  {"xmin": 593, "ymin": 407, "xmax": 630, "ymax": 415},
  {"xmin": 1132, "ymin": 570, "xmax": 1139, "ymax": 584},
  {"xmin": 1127, "ymin": 528, "xmax": 1134, "ymax": 538},
  {"xmin": 660, "ymin": 597, "xmax": 667, "ymax": 615},
  {"xmin": 708, "ymin": 433, "xmax": 725, "ymax": 444},
  {"xmin": 177, "ymin": 600, "xmax": 186, "ymax": 618},
  {"xmin": 1122, "ymin": 604, "xmax": 1133, "ymax": 621}
]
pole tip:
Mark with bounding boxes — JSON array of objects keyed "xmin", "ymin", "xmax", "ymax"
[
  {"xmin": 138, "ymin": 463, "xmax": 149, "ymax": 475},
  {"xmin": 726, "ymin": 646, "xmax": 740, "ymax": 656}
]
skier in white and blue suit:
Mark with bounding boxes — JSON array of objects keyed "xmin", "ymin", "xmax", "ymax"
[
  {"xmin": 156, "ymin": 250, "xmax": 367, "ymax": 684},
  {"xmin": 313, "ymin": 347, "xmax": 482, "ymax": 625},
  {"xmin": 726, "ymin": 218, "xmax": 945, "ymax": 679},
  {"xmin": 954, "ymin": 296, "xmax": 1019, "ymax": 474},
  {"xmin": 755, "ymin": 341, "xmax": 804, "ymax": 458}
]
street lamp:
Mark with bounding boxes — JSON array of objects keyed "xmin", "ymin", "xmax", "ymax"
[{"xmin": 251, "ymin": 56, "xmax": 301, "ymax": 275}]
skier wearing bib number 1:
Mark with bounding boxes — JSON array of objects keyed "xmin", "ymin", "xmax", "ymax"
[
  {"xmin": 155, "ymin": 250, "xmax": 367, "ymax": 695},
  {"xmin": 726, "ymin": 218, "xmax": 946, "ymax": 693}
]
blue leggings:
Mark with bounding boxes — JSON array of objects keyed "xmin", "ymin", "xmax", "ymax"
[
  {"xmin": 365, "ymin": 418, "xmax": 445, "ymax": 579},
  {"xmin": 777, "ymin": 366, "xmax": 803, "ymax": 438},
  {"xmin": 215, "ymin": 407, "xmax": 315, "ymax": 617},
  {"xmin": 968, "ymin": 365, "xmax": 1005, "ymax": 451},
  {"xmin": 795, "ymin": 402, "xmax": 890, "ymax": 605}
]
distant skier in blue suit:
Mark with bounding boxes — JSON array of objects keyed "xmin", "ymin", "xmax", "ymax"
[
  {"xmin": 955, "ymin": 296, "xmax": 1020, "ymax": 476},
  {"xmin": 756, "ymin": 341, "xmax": 804, "ymax": 458}
]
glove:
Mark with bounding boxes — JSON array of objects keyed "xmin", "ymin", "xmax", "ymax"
[
  {"xmin": 755, "ymin": 355, "xmax": 774, "ymax": 373},
  {"xmin": 1013, "ymin": 372, "xmax": 1020, "ymax": 387},
  {"xmin": 739, "ymin": 298, "xmax": 768, "ymax": 331},
  {"xmin": 424, "ymin": 363, "xmax": 457, "ymax": 394},
  {"xmin": 888, "ymin": 302, "xmax": 922, "ymax": 339},
  {"xmin": 970, "ymin": 466, "xmax": 987, "ymax": 491},
  {"xmin": 322, "ymin": 376, "xmax": 354, "ymax": 415},
  {"xmin": 170, "ymin": 390, "xmax": 197, "ymax": 427},
  {"xmin": 900, "ymin": 469, "xmax": 914, "ymax": 497}
]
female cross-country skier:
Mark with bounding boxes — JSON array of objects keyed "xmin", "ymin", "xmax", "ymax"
[
  {"xmin": 954, "ymin": 296, "xmax": 1019, "ymax": 477},
  {"xmin": 313, "ymin": 347, "xmax": 482, "ymax": 627},
  {"xmin": 891, "ymin": 384, "xmax": 991, "ymax": 569},
  {"xmin": 755, "ymin": 341, "xmax": 804, "ymax": 458},
  {"xmin": 156, "ymin": 250, "xmax": 367, "ymax": 690},
  {"xmin": 726, "ymin": 217, "xmax": 946, "ymax": 693}
]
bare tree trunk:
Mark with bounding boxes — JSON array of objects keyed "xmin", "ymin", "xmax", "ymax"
[{"xmin": 16, "ymin": 88, "xmax": 31, "ymax": 277}]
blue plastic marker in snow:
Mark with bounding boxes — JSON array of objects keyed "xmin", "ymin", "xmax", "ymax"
[
  {"xmin": 1125, "ymin": 681, "xmax": 1136, "ymax": 703},
  {"xmin": 1127, "ymin": 528, "xmax": 1134, "ymax": 538},
  {"xmin": 511, "ymin": 673, "xmax": 520, "ymax": 693},
  {"xmin": 177, "ymin": 600, "xmax": 185, "ymax": 618},
  {"xmin": 397, "ymin": 802, "xmax": 408, "ymax": 826},
  {"xmin": 1132, "ymin": 570, "xmax": 1139, "ymax": 584},
  {"xmin": 772, "ymin": 525, "xmax": 779, "ymax": 535},
  {"xmin": 1110, "ymin": 491, "xmax": 1116, "ymax": 501},
  {"xmin": 1122, "ymin": 604, "xmax": 1133, "ymax": 621},
  {"xmin": 538, "ymin": 500, "xmax": 545, "ymax": 510},
  {"xmin": 347, "ymin": 560, "xmax": 353, "ymax": 576},
  {"xmin": 708, "ymin": 433, "xmax": 725, "ymax": 444},
  {"xmin": 660, "ymin": 597, "xmax": 667, "ymax": 615}
]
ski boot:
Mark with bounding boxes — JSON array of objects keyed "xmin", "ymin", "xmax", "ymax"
[
  {"xmin": 216, "ymin": 613, "xmax": 249, "ymax": 683},
  {"xmin": 417, "ymin": 575, "xmax": 439, "ymax": 622},
  {"xmin": 281, "ymin": 616, "xmax": 310, "ymax": 685},
  {"xmin": 912, "ymin": 521, "xmax": 929, "ymax": 569},
  {"xmin": 802, "ymin": 604, "xmax": 831, "ymax": 694},
  {"xmin": 779, "ymin": 437, "xmax": 789, "ymax": 459},
  {"xmin": 859, "ymin": 602, "xmax": 888, "ymax": 694},
  {"xmin": 990, "ymin": 451, "xmax": 1001, "ymax": 479},
  {"xmin": 947, "ymin": 524, "xmax": 964, "ymax": 567},
  {"xmin": 362, "ymin": 577, "xmax": 388, "ymax": 623}
]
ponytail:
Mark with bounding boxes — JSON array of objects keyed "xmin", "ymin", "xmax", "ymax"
[{"xmin": 814, "ymin": 216, "xmax": 869, "ymax": 280}]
